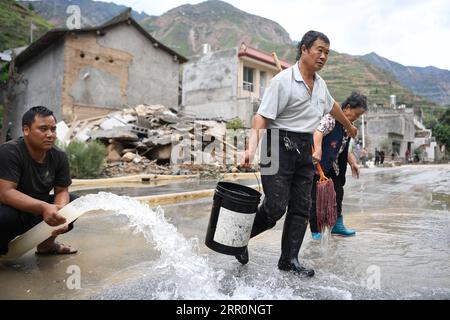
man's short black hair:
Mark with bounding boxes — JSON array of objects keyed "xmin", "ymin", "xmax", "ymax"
[
  {"xmin": 296, "ymin": 30, "xmax": 330, "ymax": 61},
  {"xmin": 22, "ymin": 106, "xmax": 56, "ymax": 128},
  {"xmin": 341, "ymin": 92, "xmax": 368, "ymax": 110}
]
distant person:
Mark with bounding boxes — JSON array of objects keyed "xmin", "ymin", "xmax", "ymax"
[
  {"xmin": 238, "ymin": 30, "xmax": 357, "ymax": 277},
  {"xmin": 0, "ymin": 106, "xmax": 78, "ymax": 256},
  {"xmin": 360, "ymin": 147, "xmax": 368, "ymax": 167},
  {"xmin": 380, "ymin": 150, "xmax": 385, "ymax": 164},
  {"xmin": 310, "ymin": 92, "xmax": 368, "ymax": 239},
  {"xmin": 375, "ymin": 148, "xmax": 380, "ymax": 165},
  {"xmin": 405, "ymin": 149, "xmax": 411, "ymax": 163}
]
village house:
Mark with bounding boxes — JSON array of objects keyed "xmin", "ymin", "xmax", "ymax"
[
  {"xmin": 362, "ymin": 102, "xmax": 439, "ymax": 162},
  {"xmin": 363, "ymin": 104, "xmax": 415, "ymax": 159},
  {"xmin": 182, "ymin": 43, "xmax": 291, "ymax": 127},
  {"xmin": 412, "ymin": 109, "xmax": 442, "ymax": 162},
  {"xmin": 3, "ymin": 9, "xmax": 187, "ymax": 139}
]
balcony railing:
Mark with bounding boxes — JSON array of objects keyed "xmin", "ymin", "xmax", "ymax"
[{"xmin": 243, "ymin": 81, "xmax": 254, "ymax": 92}]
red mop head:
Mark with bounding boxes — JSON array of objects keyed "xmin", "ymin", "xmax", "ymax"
[{"xmin": 316, "ymin": 164, "xmax": 338, "ymax": 232}]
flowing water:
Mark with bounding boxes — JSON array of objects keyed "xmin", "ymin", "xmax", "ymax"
[{"xmin": 0, "ymin": 165, "xmax": 449, "ymax": 300}]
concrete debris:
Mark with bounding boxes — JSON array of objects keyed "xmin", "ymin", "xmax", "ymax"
[
  {"xmin": 99, "ymin": 114, "xmax": 133, "ymax": 130},
  {"xmin": 106, "ymin": 142, "xmax": 123, "ymax": 163},
  {"xmin": 90, "ymin": 127, "xmax": 139, "ymax": 141},
  {"xmin": 121, "ymin": 152, "xmax": 136, "ymax": 162},
  {"xmin": 56, "ymin": 121, "xmax": 70, "ymax": 146},
  {"xmin": 61, "ymin": 104, "xmax": 247, "ymax": 177}
]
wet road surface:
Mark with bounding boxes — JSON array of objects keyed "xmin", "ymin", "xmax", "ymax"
[{"xmin": 0, "ymin": 164, "xmax": 448, "ymax": 299}]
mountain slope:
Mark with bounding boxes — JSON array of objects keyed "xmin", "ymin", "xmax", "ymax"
[
  {"xmin": 0, "ymin": 0, "xmax": 53, "ymax": 52},
  {"xmin": 141, "ymin": 0, "xmax": 434, "ymax": 107},
  {"xmin": 360, "ymin": 52, "xmax": 450, "ymax": 106},
  {"xmin": 20, "ymin": 0, "xmax": 150, "ymax": 27},
  {"xmin": 4, "ymin": 0, "xmax": 443, "ymax": 108},
  {"xmin": 321, "ymin": 51, "xmax": 434, "ymax": 107},
  {"xmin": 140, "ymin": 0, "xmax": 297, "ymax": 61}
]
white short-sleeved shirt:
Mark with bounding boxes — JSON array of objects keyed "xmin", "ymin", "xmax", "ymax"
[{"xmin": 257, "ymin": 62, "xmax": 334, "ymax": 133}]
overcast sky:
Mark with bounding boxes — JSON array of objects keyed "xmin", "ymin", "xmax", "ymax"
[{"xmin": 98, "ymin": 0, "xmax": 450, "ymax": 71}]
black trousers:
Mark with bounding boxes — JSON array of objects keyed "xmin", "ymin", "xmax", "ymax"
[
  {"xmin": 0, "ymin": 194, "xmax": 78, "ymax": 255},
  {"xmin": 251, "ymin": 130, "xmax": 314, "ymax": 237},
  {"xmin": 309, "ymin": 168, "xmax": 344, "ymax": 233}
]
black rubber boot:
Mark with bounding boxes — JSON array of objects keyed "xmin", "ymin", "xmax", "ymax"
[
  {"xmin": 235, "ymin": 247, "xmax": 249, "ymax": 265},
  {"xmin": 277, "ymin": 215, "xmax": 315, "ymax": 277}
]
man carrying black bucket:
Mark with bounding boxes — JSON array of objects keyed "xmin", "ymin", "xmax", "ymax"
[{"xmin": 239, "ymin": 31, "xmax": 357, "ymax": 277}]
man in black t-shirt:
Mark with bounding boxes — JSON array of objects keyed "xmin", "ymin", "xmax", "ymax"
[{"xmin": 0, "ymin": 106, "xmax": 78, "ymax": 256}]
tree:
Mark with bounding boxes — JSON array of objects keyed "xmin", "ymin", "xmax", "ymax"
[
  {"xmin": 433, "ymin": 108, "xmax": 450, "ymax": 149},
  {"xmin": 1, "ymin": 53, "xmax": 24, "ymax": 143},
  {"xmin": 379, "ymin": 137, "xmax": 392, "ymax": 153}
]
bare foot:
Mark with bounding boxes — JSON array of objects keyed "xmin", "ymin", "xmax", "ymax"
[{"xmin": 51, "ymin": 225, "xmax": 69, "ymax": 237}]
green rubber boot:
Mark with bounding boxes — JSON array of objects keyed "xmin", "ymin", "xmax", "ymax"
[{"xmin": 331, "ymin": 216, "xmax": 356, "ymax": 237}]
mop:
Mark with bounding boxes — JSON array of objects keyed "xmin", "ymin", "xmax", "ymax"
[{"xmin": 315, "ymin": 161, "xmax": 338, "ymax": 233}]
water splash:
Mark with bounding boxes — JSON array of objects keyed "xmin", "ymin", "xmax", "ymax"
[
  {"xmin": 70, "ymin": 192, "xmax": 300, "ymax": 300},
  {"xmin": 72, "ymin": 192, "xmax": 226, "ymax": 299},
  {"xmin": 318, "ymin": 228, "xmax": 332, "ymax": 256}
]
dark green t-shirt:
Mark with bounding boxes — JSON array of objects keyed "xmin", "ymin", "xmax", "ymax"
[{"xmin": 0, "ymin": 138, "xmax": 72, "ymax": 201}]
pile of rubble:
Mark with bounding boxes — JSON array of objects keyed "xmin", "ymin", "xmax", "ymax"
[{"xmin": 57, "ymin": 105, "xmax": 245, "ymax": 177}]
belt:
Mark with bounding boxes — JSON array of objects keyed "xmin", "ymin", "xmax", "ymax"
[{"xmin": 267, "ymin": 129, "xmax": 312, "ymax": 140}]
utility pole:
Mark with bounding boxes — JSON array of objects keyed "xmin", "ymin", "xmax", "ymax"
[
  {"xmin": 30, "ymin": 22, "xmax": 37, "ymax": 43},
  {"xmin": 362, "ymin": 114, "xmax": 366, "ymax": 148}
]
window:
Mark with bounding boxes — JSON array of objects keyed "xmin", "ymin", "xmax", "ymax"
[
  {"xmin": 260, "ymin": 71, "xmax": 267, "ymax": 96},
  {"xmin": 243, "ymin": 67, "xmax": 254, "ymax": 92}
]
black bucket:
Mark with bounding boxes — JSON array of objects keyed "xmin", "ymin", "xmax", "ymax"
[{"xmin": 205, "ymin": 182, "xmax": 261, "ymax": 255}]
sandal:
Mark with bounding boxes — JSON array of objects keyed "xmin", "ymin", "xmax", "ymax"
[{"xmin": 35, "ymin": 242, "xmax": 78, "ymax": 255}]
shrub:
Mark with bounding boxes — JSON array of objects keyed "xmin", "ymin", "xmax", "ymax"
[
  {"xmin": 0, "ymin": 70, "xmax": 8, "ymax": 83},
  {"xmin": 433, "ymin": 109, "xmax": 450, "ymax": 149},
  {"xmin": 63, "ymin": 140, "xmax": 107, "ymax": 178},
  {"xmin": 379, "ymin": 138, "xmax": 392, "ymax": 154},
  {"xmin": 226, "ymin": 118, "xmax": 245, "ymax": 130},
  {"xmin": 413, "ymin": 147, "xmax": 423, "ymax": 162},
  {"xmin": 0, "ymin": 105, "xmax": 3, "ymax": 129}
]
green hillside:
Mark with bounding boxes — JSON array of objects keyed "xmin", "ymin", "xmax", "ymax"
[
  {"xmin": 321, "ymin": 51, "xmax": 435, "ymax": 108},
  {"xmin": 141, "ymin": 1, "xmax": 433, "ymax": 109},
  {"xmin": 140, "ymin": 0, "xmax": 296, "ymax": 61},
  {"xmin": 360, "ymin": 52, "xmax": 450, "ymax": 106},
  {"xmin": 19, "ymin": 0, "xmax": 150, "ymax": 28},
  {"xmin": 0, "ymin": 0, "xmax": 440, "ymax": 112},
  {"xmin": 0, "ymin": 0, "xmax": 53, "ymax": 52}
]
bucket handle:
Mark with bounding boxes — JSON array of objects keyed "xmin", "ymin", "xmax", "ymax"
[
  {"xmin": 236, "ymin": 164, "xmax": 261, "ymax": 192},
  {"xmin": 253, "ymin": 171, "xmax": 262, "ymax": 192}
]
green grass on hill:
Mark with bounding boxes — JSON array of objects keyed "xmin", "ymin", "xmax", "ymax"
[
  {"xmin": 321, "ymin": 51, "xmax": 435, "ymax": 109},
  {"xmin": 0, "ymin": 0, "xmax": 53, "ymax": 52}
]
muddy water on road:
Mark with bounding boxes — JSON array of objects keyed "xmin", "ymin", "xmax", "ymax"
[{"xmin": 0, "ymin": 165, "xmax": 448, "ymax": 299}]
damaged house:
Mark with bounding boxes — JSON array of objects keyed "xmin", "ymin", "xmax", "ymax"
[
  {"xmin": 3, "ymin": 9, "xmax": 187, "ymax": 139},
  {"xmin": 363, "ymin": 103, "xmax": 439, "ymax": 161},
  {"xmin": 182, "ymin": 43, "xmax": 291, "ymax": 127}
]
